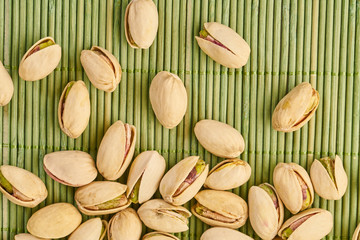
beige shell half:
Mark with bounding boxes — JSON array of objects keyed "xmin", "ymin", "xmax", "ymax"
[
  {"xmin": 194, "ymin": 119, "xmax": 245, "ymax": 158},
  {"xmin": 137, "ymin": 199, "xmax": 191, "ymax": 233},
  {"xmin": 75, "ymin": 181, "xmax": 131, "ymax": 215},
  {"xmin": 192, "ymin": 190, "xmax": 248, "ymax": 229},
  {"xmin": 58, "ymin": 81, "xmax": 90, "ymax": 138},
  {"xmin": 127, "ymin": 151, "xmax": 166, "ymax": 204},
  {"xmin": 142, "ymin": 232, "xmax": 179, "ymax": 240},
  {"xmin": 27, "ymin": 203, "xmax": 82, "ymax": 239},
  {"xmin": 80, "ymin": 46, "xmax": 121, "ymax": 92},
  {"xmin": 195, "ymin": 22, "xmax": 250, "ymax": 68},
  {"xmin": 0, "ymin": 165, "xmax": 47, "ymax": 208},
  {"xmin": 97, "ymin": 120, "xmax": 136, "ymax": 180},
  {"xmin": 14, "ymin": 233, "xmax": 48, "ymax": 240},
  {"xmin": 248, "ymin": 184, "xmax": 284, "ymax": 240},
  {"xmin": 149, "ymin": 71, "xmax": 187, "ymax": 129},
  {"xmin": 108, "ymin": 208, "xmax": 142, "ymax": 240},
  {"xmin": 0, "ymin": 61, "xmax": 14, "ymax": 106},
  {"xmin": 43, "ymin": 151, "xmax": 97, "ymax": 187},
  {"xmin": 125, "ymin": 0, "xmax": 158, "ymax": 49},
  {"xmin": 352, "ymin": 223, "xmax": 360, "ymax": 240},
  {"xmin": 204, "ymin": 158, "xmax": 251, "ymax": 190},
  {"xmin": 19, "ymin": 37, "xmax": 61, "ymax": 81},
  {"xmin": 69, "ymin": 218, "xmax": 107, "ymax": 240},
  {"xmin": 159, "ymin": 156, "xmax": 209, "ymax": 205},
  {"xmin": 278, "ymin": 208, "xmax": 333, "ymax": 240},
  {"xmin": 200, "ymin": 227, "xmax": 254, "ymax": 240},
  {"xmin": 310, "ymin": 155, "xmax": 348, "ymax": 200}
]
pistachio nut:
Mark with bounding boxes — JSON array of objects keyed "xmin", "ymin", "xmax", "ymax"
[
  {"xmin": 310, "ymin": 155, "xmax": 348, "ymax": 200},
  {"xmin": 80, "ymin": 46, "xmax": 121, "ymax": 92},
  {"xmin": 137, "ymin": 199, "xmax": 191, "ymax": 233},
  {"xmin": 75, "ymin": 181, "xmax": 131, "ymax": 215},
  {"xmin": 0, "ymin": 61, "xmax": 14, "ymax": 106},
  {"xmin": 278, "ymin": 208, "xmax": 333, "ymax": 240},
  {"xmin": 108, "ymin": 208, "xmax": 142, "ymax": 240},
  {"xmin": 200, "ymin": 227, "xmax": 254, "ymax": 240},
  {"xmin": 97, "ymin": 120, "xmax": 136, "ymax": 180},
  {"xmin": 69, "ymin": 218, "xmax": 107, "ymax": 240},
  {"xmin": 14, "ymin": 233, "xmax": 48, "ymax": 240},
  {"xmin": 127, "ymin": 151, "xmax": 166, "ymax": 204},
  {"xmin": 149, "ymin": 71, "xmax": 187, "ymax": 129},
  {"xmin": 195, "ymin": 22, "xmax": 250, "ymax": 68},
  {"xmin": 194, "ymin": 119, "xmax": 245, "ymax": 158},
  {"xmin": 19, "ymin": 37, "xmax": 61, "ymax": 81},
  {"xmin": 27, "ymin": 203, "xmax": 82, "ymax": 239},
  {"xmin": 191, "ymin": 190, "xmax": 248, "ymax": 229},
  {"xmin": 0, "ymin": 165, "xmax": 47, "ymax": 208},
  {"xmin": 204, "ymin": 158, "xmax": 251, "ymax": 190},
  {"xmin": 159, "ymin": 156, "xmax": 209, "ymax": 205},
  {"xmin": 272, "ymin": 82, "xmax": 320, "ymax": 132},
  {"xmin": 352, "ymin": 223, "xmax": 360, "ymax": 240},
  {"xmin": 248, "ymin": 183, "xmax": 284, "ymax": 240},
  {"xmin": 142, "ymin": 232, "xmax": 179, "ymax": 240},
  {"xmin": 43, "ymin": 150, "xmax": 97, "ymax": 187},
  {"xmin": 58, "ymin": 81, "xmax": 90, "ymax": 138},
  {"xmin": 124, "ymin": 0, "xmax": 158, "ymax": 49}
]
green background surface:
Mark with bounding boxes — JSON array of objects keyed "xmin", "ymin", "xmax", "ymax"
[{"xmin": 0, "ymin": 0, "xmax": 359, "ymax": 239}]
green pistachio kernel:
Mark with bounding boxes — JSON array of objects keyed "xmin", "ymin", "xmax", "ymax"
[
  {"xmin": 199, "ymin": 29, "xmax": 209, "ymax": 38},
  {"xmin": 96, "ymin": 194, "xmax": 126, "ymax": 210},
  {"xmin": 195, "ymin": 159, "xmax": 206, "ymax": 174},
  {"xmin": 260, "ymin": 184, "xmax": 275, "ymax": 198},
  {"xmin": 64, "ymin": 82, "xmax": 75, "ymax": 100},
  {"xmin": 319, "ymin": 157, "xmax": 336, "ymax": 184},
  {"xmin": 100, "ymin": 222, "xmax": 106, "ymax": 236},
  {"xmin": 302, "ymin": 189, "xmax": 311, "ymax": 210},
  {"xmin": 281, "ymin": 227, "xmax": 293, "ymax": 239},
  {"xmin": 130, "ymin": 178, "xmax": 141, "ymax": 203},
  {"xmin": 195, "ymin": 204, "xmax": 204, "ymax": 215},
  {"xmin": 0, "ymin": 170, "xmax": 13, "ymax": 194},
  {"xmin": 39, "ymin": 40, "xmax": 54, "ymax": 50}
]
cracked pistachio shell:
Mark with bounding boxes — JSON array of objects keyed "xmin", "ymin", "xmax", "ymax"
[
  {"xmin": 272, "ymin": 82, "xmax": 320, "ymax": 132},
  {"xmin": 191, "ymin": 190, "xmax": 248, "ymax": 229},
  {"xmin": 273, "ymin": 163, "xmax": 314, "ymax": 214},
  {"xmin": 353, "ymin": 223, "xmax": 360, "ymax": 240},
  {"xmin": 149, "ymin": 71, "xmax": 187, "ymax": 129},
  {"xmin": 58, "ymin": 81, "xmax": 90, "ymax": 138},
  {"xmin": 204, "ymin": 159, "xmax": 251, "ymax": 190},
  {"xmin": 14, "ymin": 233, "xmax": 48, "ymax": 240},
  {"xmin": 80, "ymin": 46, "xmax": 121, "ymax": 92},
  {"xmin": 124, "ymin": 0, "xmax": 158, "ymax": 49},
  {"xmin": 43, "ymin": 151, "xmax": 97, "ymax": 187},
  {"xmin": 142, "ymin": 232, "xmax": 179, "ymax": 240},
  {"xmin": 127, "ymin": 151, "xmax": 166, "ymax": 204},
  {"xmin": 19, "ymin": 37, "xmax": 61, "ymax": 81},
  {"xmin": 200, "ymin": 227, "xmax": 254, "ymax": 240},
  {"xmin": 75, "ymin": 181, "xmax": 131, "ymax": 215},
  {"xmin": 278, "ymin": 208, "xmax": 333, "ymax": 240},
  {"xmin": 138, "ymin": 199, "xmax": 191, "ymax": 233},
  {"xmin": 159, "ymin": 156, "xmax": 209, "ymax": 205},
  {"xmin": 0, "ymin": 165, "xmax": 47, "ymax": 208},
  {"xmin": 0, "ymin": 61, "xmax": 14, "ymax": 106},
  {"xmin": 108, "ymin": 208, "xmax": 142, "ymax": 240},
  {"xmin": 27, "ymin": 203, "xmax": 82, "ymax": 239},
  {"xmin": 69, "ymin": 218, "xmax": 107, "ymax": 240},
  {"xmin": 97, "ymin": 120, "xmax": 136, "ymax": 180},
  {"xmin": 248, "ymin": 183, "xmax": 284, "ymax": 240},
  {"xmin": 310, "ymin": 155, "xmax": 348, "ymax": 200},
  {"xmin": 195, "ymin": 22, "xmax": 250, "ymax": 68},
  {"xmin": 194, "ymin": 119, "xmax": 245, "ymax": 158}
]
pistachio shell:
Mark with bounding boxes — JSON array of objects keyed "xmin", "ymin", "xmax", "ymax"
[
  {"xmin": 75, "ymin": 181, "xmax": 131, "ymax": 215},
  {"xmin": 352, "ymin": 223, "xmax": 360, "ymax": 240},
  {"xmin": 58, "ymin": 81, "xmax": 90, "ymax": 138},
  {"xmin": 108, "ymin": 208, "xmax": 142, "ymax": 240},
  {"xmin": 149, "ymin": 71, "xmax": 187, "ymax": 129},
  {"xmin": 204, "ymin": 159, "xmax": 251, "ymax": 190},
  {"xmin": 14, "ymin": 233, "xmax": 48, "ymax": 240},
  {"xmin": 191, "ymin": 190, "xmax": 248, "ymax": 229},
  {"xmin": 27, "ymin": 203, "xmax": 82, "ymax": 239},
  {"xmin": 310, "ymin": 155, "xmax": 348, "ymax": 200},
  {"xmin": 159, "ymin": 156, "xmax": 209, "ymax": 205},
  {"xmin": 69, "ymin": 218, "xmax": 107, "ymax": 240},
  {"xmin": 272, "ymin": 82, "xmax": 320, "ymax": 132},
  {"xmin": 124, "ymin": 0, "xmax": 158, "ymax": 49},
  {"xmin": 142, "ymin": 232, "xmax": 179, "ymax": 240},
  {"xmin": 278, "ymin": 208, "xmax": 333, "ymax": 240},
  {"xmin": 273, "ymin": 163, "xmax": 314, "ymax": 214},
  {"xmin": 97, "ymin": 120, "xmax": 136, "ymax": 180},
  {"xmin": 19, "ymin": 37, "xmax": 61, "ymax": 81},
  {"xmin": 80, "ymin": 46, "xmax": 121, "ymax": 92},
  {"xmin": 126, "ymin": 151, "xmax": 166, "ymax": 204},
  {"xmin": 0, "ymin": 61, "xmax": 14, "ymax": 106},
  {"xmin": 194, "ymin": 119, "xmax": 245, "ymax": 158},
  {"xmin": 43, "ymin": 151, "xmax": 97, "ymax": 187},
  {"xmin": 0, "ymin": 165, "xmax": 47, "ymax": 208},
  {"xmin": 137, "ymin": 199, "xmax": 191, "ymax": 233},
  {"xmin": 200, "ymin": 227, "xmax": 254, "ymax": 240},
  {"xmin": 195, "ymin": 22, "xmax": 250, "ymax": 68},
  {"xmin": 248, "ymin": 183, "xmax": 284, "ymax": 240}
]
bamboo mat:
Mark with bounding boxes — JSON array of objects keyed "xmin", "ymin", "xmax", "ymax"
[{"xmin": 0, "ymin": 0, "xmax": 359, "ymax": 239}]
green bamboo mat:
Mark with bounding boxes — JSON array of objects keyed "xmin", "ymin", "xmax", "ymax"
[{"xmin": 0, "ymin": 0, "xmax": 359, "ymax": 239}]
